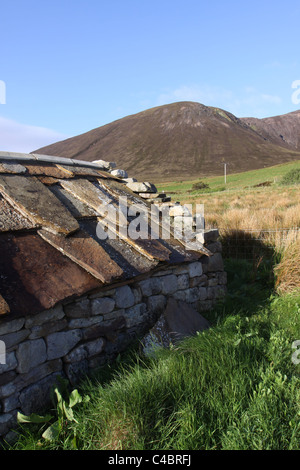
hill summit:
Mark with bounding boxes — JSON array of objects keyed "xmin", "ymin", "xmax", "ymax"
[{"xmin": 34, "ymin": 102, "xmax": 300, "ymax": 182}]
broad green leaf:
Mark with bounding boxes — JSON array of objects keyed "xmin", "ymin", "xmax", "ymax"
[
  {"xmin": 42, "ymin": 420, "xmax": 61, "ymax": 441},
  {"xmin": 54, "ymin": 387, "xmax": 64, "ymax": 419},
  {"xmin": 68, "ymin": 389, "xmax": 82, "ymax": 408},
  {"xmin": 63, "ymin": 402, "xmax": 75, "ymax": 421},
  {"xmin": 17, "ymin": 412, "xmax": 53, "ymax": 424}
]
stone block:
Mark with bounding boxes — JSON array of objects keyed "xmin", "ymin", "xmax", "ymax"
[
  {"xmin": 185, "ymin": 287, "xmax": 201, "ymax": 303},
  {"xmin": 85, "ymin": 338, "xmax": 106, "ymax": 357},
  {"xmin": 110, "ymin": 169, "xmax": 128, "ymax": 179},
  {"xmin": 0, "ymin": 330, "xmax": 30, "ymax": 351},
  {"xmin": 196, "ymin": 229, "xmax": 219, "ymax": 244},
  {"xmin": 63, "ymin": 344, "xmax": 88, "ymax": 364},
  {"xmin": 19, "ymin": 371, "xmax": 63, "ymax": 415},
  {"xmin": 188, "ymin": 262, "xmax": 203, "ymax": 278},
  {"xmin": 204, "ymin": 253, "xmax": 224, "ymax": 273},
  {"xmin": 64, "ymin": 299, "xmax": 91, "ymax": 318},
  {"xmin": 0, "ymin": 351, "xmax": 17, "ymax": 373},
  {"xmin": 177, "ymin": 273, "xmax": 189, "ymax": 290},
  {"xmin": 125, "ymin": 303, "xmax": 148, "ymax": 328},
  {"xmin": 0, "ymin": 318, "xmax": 25, "ymax": 336},
  {"xmin": 64, "ymin": 360, "xmax": 89, "ymax": 385},
  {"xmin": 172, "ymin": 291, "xmax": 187, "ymax": 302},
  {"xmin": 115, "ymin": 285, "xmax": 135, "ymax": 309},
  {"xmin": 160, "ymin": 274, "xmax": 178, "ymax": 295},
  {"xmin": 25, "ymin": 304, "xmax": 65, "ymax": 329},
  {"xmin": 68, "ymin": 315, "xmax": 103, "ymax": 329},
  {"xmin": 15, "ymin": 359, "xmax": 63, "ymax": 392},
  {"xmin": 189, "ymin": 274, "xmax": 208, "ymax": 287},
  {"xmin": 126, "ymin": 182, "xmax": 157, "ymax": 193},
  {"xmin": 0, "ymin": 371, "xmax": 16, "ymax": 388},
  {"xmin": 16, "ymin": 339, "xmax": 47, "ymax": 374},
  {"xmin": 2, "ymin": 393, "xmax": 20, "ymax": 413},
  {"xmin": 46, "ymin": 330, "xmax": 82, "ymax": 360},
  {"xmin": 29, "ymin": 319, "xmax": 68, "ymax": 339},
  {"xmin": 139, "ymin": 277, "xmax": 162, "ymax": 296},
  {"xmin": 91, "ymin": 297, "xmax": 115, "ymax": 315},
  {"xmin": 0, "ymin": 413, "xmax": 16, "ymax": 437}
]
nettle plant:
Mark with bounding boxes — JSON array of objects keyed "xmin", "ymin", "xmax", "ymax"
[{"xmin": 17, "ymin": 378, "xmax": 90, "ymax": 443}]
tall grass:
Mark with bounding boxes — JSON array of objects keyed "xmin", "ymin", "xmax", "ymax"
[{"xmin": 275, "ymin": 239, "xmax": 300, "ymax": 294}]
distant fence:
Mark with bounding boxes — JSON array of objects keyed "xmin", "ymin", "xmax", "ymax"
[{"xmin": 216, "ymin": 227, "xmax": 300, "ymax": 260}]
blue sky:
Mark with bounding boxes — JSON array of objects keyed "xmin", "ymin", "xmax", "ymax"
[{"xmin": 1, "ymin": 0, "xmax": 300, "ymax": 151}]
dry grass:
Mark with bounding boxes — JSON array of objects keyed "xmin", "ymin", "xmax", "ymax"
[
  {"xmin": 275, "ymin": 239, "xmax": 300, "ymax": 294},
  {"xmin": 179, "ymin": 184, "xmax": 300, "ymax": 293},
  {"xmin": 181, "ymin": 186, "xmax": 300, "ymax": 253}
]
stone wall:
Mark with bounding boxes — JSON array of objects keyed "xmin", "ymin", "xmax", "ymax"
[{"xmin": 0, "ymin": 241, "xmax": 226, "ymax": 441}]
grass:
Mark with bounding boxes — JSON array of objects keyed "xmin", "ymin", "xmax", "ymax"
[
  {"xmin": 10, "ymin": 257, "xmax": 300, "ymax": 450},
  {"xmin": 156, "ymin": 159, "xmax": 300, "ymax": 198}
]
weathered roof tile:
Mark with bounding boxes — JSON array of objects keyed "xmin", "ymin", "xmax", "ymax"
[
  {"xmin": 0, "ymin": 175, "xmax": 79, "ymax": 235},
  {"xmin": 25, "ymin": 162, "xmax": 73, "ymax": 179},
  {"xmin": 56, "ymin": 163, "xmax": 106, "ymax": 178},
  {"xmin": 0, "ymin": 232, "xmax": 101, "ymax": 317},
  {"xmin": 38, "ymin": 228, "xmax": 124, "ymax": 283},
  {"xmin": 49, "ymin": 185, "xmax": 98, "ymax": 218}
]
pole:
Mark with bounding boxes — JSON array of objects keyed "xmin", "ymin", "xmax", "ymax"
[{"xmin": 224, "ymin": 163, "xmax": 227, "ymax": 184}]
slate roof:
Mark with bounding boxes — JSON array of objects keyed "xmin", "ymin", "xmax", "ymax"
[{"xmin": 0, "ymin": 152, "xmax": 209, "ymax": 320}]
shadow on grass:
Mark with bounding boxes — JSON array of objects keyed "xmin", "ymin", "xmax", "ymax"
[{"xmin": 208, "ymin": 230, "xmax": 281, "ymax": 324}]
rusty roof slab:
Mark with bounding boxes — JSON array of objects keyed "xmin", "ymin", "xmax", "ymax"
[
  {"xmin": 38, "ymin": 228, "xmax": 124, "ymax": 283},
  {"xmin": 25, "ymin": 162, "xmax": 74, "ymax": 179},
  {"xmin": 79, "ymin": 219, "xmax": 158, "ymax": 277},
  {"xmin": 0, "ymin": 232, "xmax": 101, "ymax": 317},
  {"xmin": 56, "ymin": 164, "xmax": 106, "ymax": 178},
  {"xmin": 0, "ymin": 175, "xmax": 79, "ymax": 235}
]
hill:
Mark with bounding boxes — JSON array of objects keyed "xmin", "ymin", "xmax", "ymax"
[
  {"xmin": 33, "ymin": 102, "xmax": 300, "ymax": 182},
  {"xmin": 241, "ymin": 110, "xmax": 300, "ymax": 151}
]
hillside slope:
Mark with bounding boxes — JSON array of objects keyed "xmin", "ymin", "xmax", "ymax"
[
  {"xmin": 34, "ymin": 102, "xmax": 300, "ymax": 182},
  {"xmin": 241, "ymin": 110, "xmax": 300, "ymax": 151}
]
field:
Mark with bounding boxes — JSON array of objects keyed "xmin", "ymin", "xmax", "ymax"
[
  {"xmin": 9, "ymin": 160, "xmax": 300, "ymax": 451},
  {"xmin": 158, "ymin": 160, "xmax": 300, "ymax": 293}
]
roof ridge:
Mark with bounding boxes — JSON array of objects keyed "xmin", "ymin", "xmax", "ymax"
[{"xmin": 0, "ymin": 151, "xmax": 116, "ymax": 170}]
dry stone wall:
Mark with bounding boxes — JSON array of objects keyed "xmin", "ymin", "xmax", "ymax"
[{"xmin": 0, "ymin": 240, "xmax": 226, "ymax": 441}]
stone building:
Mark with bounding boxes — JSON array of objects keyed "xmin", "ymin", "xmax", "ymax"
[{"xmin": 0, "ymin": 152, "xmax": 226, "ymax": 440}]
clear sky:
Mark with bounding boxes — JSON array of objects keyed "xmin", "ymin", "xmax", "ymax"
[{"xmin": 1, "ymin": 0, "xmax": 300, "ymax": 152}]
